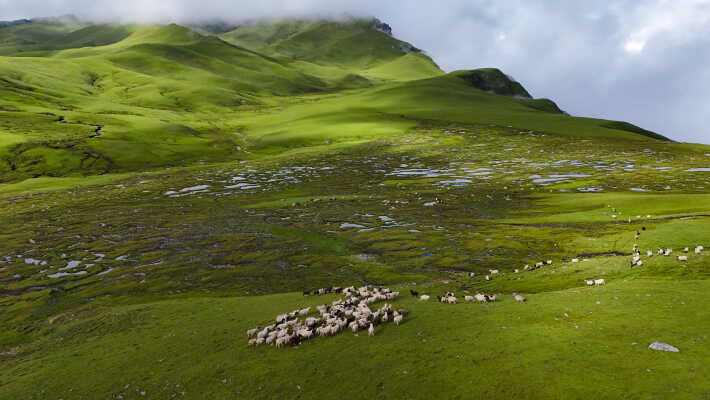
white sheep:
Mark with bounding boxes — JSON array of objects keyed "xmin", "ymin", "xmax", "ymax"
[
  {"xmin": 489, "ymin": 269, "xmax": 500, "ymax": 275},
  {"xmin": 514, "ymin": 269, "xmax": 519, "ymax": 273},
  {"xmin": 571, "ymin": 258, "xmax": 579, "ymax": 263},
  {"xmin": 247, "ymin": 328, "xmax": 259, "ymax": 337},
  {"xmin": 474, "ymin": 293, "xmax": 487, "ymax": 303},
  {"xmin": 368, "ymin": 323, "xmax": 374, "ymax": 337},
  {"xmin": 585, "ymin": 279, "xmax": 594, "ymax": 286},
  {"xmin": 447, "ymin": 296, "xmax": 457, "ymax": 304},
  {"xmin": 394, "ymin": 314, "xmax": 403, "ymax": 326},
  {"xmin": 647, "ymin": 250, "xmax": 653, "ymax": 257},
  {"xmin": 464, "ymin": 295, "xmax": 475, "ymax": 302},
  {"xmin": 485, "ymin": 275, "xmax": 491, "ymax": 281},
  {"xmin": 420, "ymin": 294, "xmax": 430, "ymax": 301},
  {"xmin": 678, "ymin": 255, "xmax": 688, "ymax": 261},
  {"xmin": 546, "ymin": 260, "xmax": 552, "ymax": 265},
  {"xmin": 513, "ymin": 293, "xmax": 526, "ymax": 302},
  {"xmin": 594, "ymin": 279, "xmax": 605, "ymax": 286},
  {"xmin": 487, "ymin": 294, "xmax": 497, "ymax": 302}
]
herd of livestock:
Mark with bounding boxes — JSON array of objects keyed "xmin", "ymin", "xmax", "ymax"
[
  {"xmin": 247, "ymin": 286, "xmax": 403, "ymax": 348},
  {"xmin": 249, "ymin": 223, "xmax": 705, "ymax": 348}
]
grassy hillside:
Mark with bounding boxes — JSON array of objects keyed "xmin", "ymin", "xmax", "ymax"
[
  {"xmin": 0, "ymin": 17, "xmax": 669, "ymax": 185},
  {"xmin": 1, "ymin": 16, "xmax": 707, "ymax": 400}
]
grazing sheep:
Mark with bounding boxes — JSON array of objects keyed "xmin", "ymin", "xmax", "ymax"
[
  {"xmin": 678, "ymin": 255, "xmax": 688, "ymax": 261},
  {"xmin": 489, "ymin": 269, "xmax": 500, "ymax": 275},
  {"xmin": 535, "ymin": 262, "xmax": 544, "ymax": 268},
  {"xmin": 247, "ymin": 328, "xmax": 259, "ymax": 337},
  {"xmin": 487, "ymin": 295, "xmax": 497, "ymax": 302},
  {"xmin": 464, "ymin": 295, "xmax": 475, "ymax": 302},
  {"xmin": 368, "ymin": 323, "xmax": 375, "ymax": 337},
  {"xmin": 394, "ymin": 314, "xmax": 403, "ymax": 326},
  {"xmin": 636, "ymin": 260, "xmax": 643, "ymax": 267},
  {"xmin": 683, "ymin": 247, "xmax": 689, "ymax": 253},
  {"xmin": 420, "ymin": 294, "xmax": 430, "ymax": 301},
  {"xmin": 585, "ymin": 279, "xmax": 595, "ymax": 286},
  {"xmin": 594, "ymin": 279, "xmax": 605, "ymax": 286},
  {"xmin": 513, "ymin": 293, "xmax": 526, "ymax": 302},
  {"xmin": 695, "ymin": 246, "xmax": 703, "ymax": 254},
  {"xmin": 571, "ymin": 258, "xmax": 579, "ymax": 263},
  {"xmin": 474, "ymin": 293, "xmax": 487, "ymax": 303},
  {"xmin": 447, "ymin": 296, "xmax": 457, "ymax": 304},
  {"xmin": 658, "ymin": 248, "xmax": 664, "ymax": 255},
  {"xmin": 410, "ymin": 290, "xmax": 419, "ymax": 297},
  {"xmin": 524, "ymin": 265, "xmax": 531, "ymax": 271},
  {"xmin": 664, "ymin": 248, "xmax": 673, "ymax": 256},
  {"xmin": 514, "ymin": 269, "xmax": 519, "ymax": 273},
  {"xmin": 485, "ymin": 275, "xmax": 491, "ymax": 281},
  {"xmin": 647, "ymin": 250, "xmax": 653, "ymax": 257},
  {"xmin": 546, "ymin": 260, "xmax": 552, "ymax": 265},
  {"xmin": 298, "ymin": 307, "xmax": 311, "ymax": 316}
]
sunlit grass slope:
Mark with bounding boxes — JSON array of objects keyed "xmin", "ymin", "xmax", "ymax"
[{"xmin": 0, "ymin": 17, "xmax": 669, "ymax": 185}]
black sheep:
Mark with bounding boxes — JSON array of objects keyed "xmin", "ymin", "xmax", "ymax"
[{"xmin": 410, "ymin": 289, "xmax": 419, "ymax": 297}]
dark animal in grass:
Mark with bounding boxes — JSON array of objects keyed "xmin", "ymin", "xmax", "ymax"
[
  {"xmin": 410, "ymin": 289, "xmax": 419, "ymax": 297},
  {"xmin": 303, "ymin": 290, "xmax": 310, "ymax": 296}
]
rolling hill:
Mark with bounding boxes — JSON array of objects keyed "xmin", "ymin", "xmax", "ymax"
[{"xmin": 0, "ymin": 16, "xmax": 669, "ymax": 184}]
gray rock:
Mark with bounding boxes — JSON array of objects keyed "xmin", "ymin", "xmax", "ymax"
[{"xmin": 649, "ymin": 342, "xmax": 679, "ymax": 352}]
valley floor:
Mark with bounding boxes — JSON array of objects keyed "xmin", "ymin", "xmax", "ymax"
[{"xmin": 2, "ymin": 122, "xmax": 710, "ymax": 399}]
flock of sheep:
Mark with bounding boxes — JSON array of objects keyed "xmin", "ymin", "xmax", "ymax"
[
  {"xmin": 248, "ymin": 218, "xmax": 706, "ymax": 349},
  {"xmin": 410, "ymin": 290, "xmax": 522, "ymax": 304},
  {"xmin": 628, "ymin": 227, "xmax": 704, "ymax": 268},
  {"xmin": 247, "ymin": 286, "xmax": 403, "ymax": 348}
]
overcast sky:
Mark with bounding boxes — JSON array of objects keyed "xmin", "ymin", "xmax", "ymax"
[{"xmin": 2, "ymin": 0, "xmax": 709, "ymax": 143}]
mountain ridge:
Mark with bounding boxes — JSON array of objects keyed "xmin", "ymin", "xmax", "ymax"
[{"xmin": 0, "ymin": 16, "xmax": 670, "ymax": 184}]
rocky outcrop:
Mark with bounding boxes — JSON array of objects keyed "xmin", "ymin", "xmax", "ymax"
[
  {"xmin": 373, "ymin": 19, "xmax": 392, "ymax": 36},
  {"xmin": 453, "ymin": 68, "xmax": 532, "ymax": 98}
]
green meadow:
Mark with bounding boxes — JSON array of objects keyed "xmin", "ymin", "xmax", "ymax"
[{"xmin": 1, "ymin": 16, "xmax": 710, "ymax": 399}]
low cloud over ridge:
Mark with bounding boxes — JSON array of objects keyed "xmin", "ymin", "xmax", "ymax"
[{"xmin": 2, "ymin": 0, "xmax": 709, "ymax": 143}]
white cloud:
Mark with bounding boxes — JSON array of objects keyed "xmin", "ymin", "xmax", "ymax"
[{"xmin": 624, "ymin": 38, "xmax": 646, "ymax": 54}]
